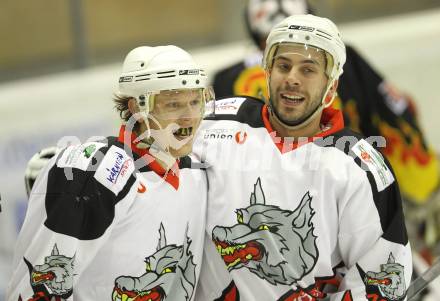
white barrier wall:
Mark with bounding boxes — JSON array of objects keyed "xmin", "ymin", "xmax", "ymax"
[{"xmin": 0, "ymin": 8, "xmax": 439, "ymax": 296}]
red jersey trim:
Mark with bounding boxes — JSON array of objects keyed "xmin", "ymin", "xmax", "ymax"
[
  {"xmin": 261, "ymin": 105, "xmax": 345, "ymax": 154},
  {"xmin": 117, "ymin": 125, "xmax": 180, "ymax": 190}
]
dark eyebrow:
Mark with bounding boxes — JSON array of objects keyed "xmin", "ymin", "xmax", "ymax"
[{"xmin": 275, "ymin": 55, "xmax": 322, "ymax": 66}]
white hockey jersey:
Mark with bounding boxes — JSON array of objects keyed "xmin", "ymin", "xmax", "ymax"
[
  {"xmin": 192, "ymin": 97, "xmax": 412, "ymax": 301},
  {"xmin": 7, "ymin": 126, "xmax": 207, "ymax": 301}
]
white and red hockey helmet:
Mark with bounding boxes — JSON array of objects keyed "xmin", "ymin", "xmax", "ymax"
[{"xmin": 263, "ymin": 14, "xmax": 346, "ymax": 79}]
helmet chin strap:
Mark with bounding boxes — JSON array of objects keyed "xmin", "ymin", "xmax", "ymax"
[
  {"xmin": 124, "ymin": 105, "xmax": 178, "ymax": 170},
  {"xmin": 133, "ymin": 110, "xmax": 184, "ymax": 171},
  {"xmin": 268, "ymin": 78, "xmax": 336, "ymax": 131},
  {"xmin": 124, "ymin": 109, "xmax": 176, "ymax": 170}
]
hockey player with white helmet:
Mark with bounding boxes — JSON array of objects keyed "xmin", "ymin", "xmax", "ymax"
[
  {"xmin": 262, "ymin": 13, "xmax": 345, "ymax": 132},
  {"xmin": 193, "ymin": 14, "xmax": 412, "ymax": 300},
  {"xmin": 117, "ymin": 45, "xmax": 214, "ymax": 168},
  {"xmin": 8, "ymin": 45, "xmax": 211, "ymax": 300},
  {"xmin": 214, "ymin": 0, "xmax": 440, "ymax": 234}
]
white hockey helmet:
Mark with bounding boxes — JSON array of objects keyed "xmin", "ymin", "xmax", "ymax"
[
  {"xmin": 246, "ymin": 0, "xmax": 310, "ymax": 46},
  {"xmin": 25, "ymin": 146, "xmax": 58, "ymax": 197},
  {"xmin": 263, "ymin": 14, "xmax": 346, "ymax": 79},
  {"xmin": 118, "ymin": 45, "xmax": 211, "ymax": 115}
]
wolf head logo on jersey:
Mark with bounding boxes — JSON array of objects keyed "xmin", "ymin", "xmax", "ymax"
[
  {"xmin": 20, "ymin": 244, "xmax": 74, "ymax": 300},
  {"xmin": 357, "ymin": 253, "xmax": 406, "ymax": 301},
  {"xmin": 112, "ymin": 223, "xmax": 197, "ymax": 301},
  {"xmin": 212, "ymin": 177, "xmax": 318, "ymax": 285}
]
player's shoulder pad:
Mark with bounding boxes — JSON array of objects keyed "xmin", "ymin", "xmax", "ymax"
[
  {"xmin": 56, "ymin": 141, "xmax": 107, "ymax": 172},
  {"xmin": 205, "ymin": 96, "xmax": 265, "ymax": 128},
  {"xmin": 315, "ymin": 128, "xmax": 395, "ymax": 192},
  {"xmin": 45, "ymin": 137, "xmax": 137, "ymax": 240},
  {"xmin": 55, "ymin": 137, "xmax": 136, "ymax": 197}
]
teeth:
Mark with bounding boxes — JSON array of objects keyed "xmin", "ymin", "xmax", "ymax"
[
  {"xmin": 283, "ymin": 94, "xmax": 303, "ymax": 101},
  {"xmin": 174, "ymin": 127, "xmax": 193, "ymax": 136},
  {"xmin": 216, "ymin": 243, "xmax": 247, "ymax": 256}
]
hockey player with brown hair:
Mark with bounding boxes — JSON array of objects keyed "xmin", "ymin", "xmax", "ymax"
[
  {"xmin": 8, "ymin": 45, "xmax": 213, "ymax": 300},
  {"xmin": 194, "ymin": 14, "xmax": 412, "ymax": 300}
]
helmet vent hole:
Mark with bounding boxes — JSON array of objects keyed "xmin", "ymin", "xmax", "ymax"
[
  {"xmin": 182, "ymin": 80, "xmax": 187, "ymax": 85},
  {"xmin": 140, "ymin": 63, "xmax": 144, "ymax": 67},
  {"xmin": 196, "ymin": 79, "xmax": 200, "ymax": 84},
  {"xmin": 139, "ymin": 95, "xmax": 146, "ymax": 106},
  {"xmin": 289, "ymin": 33, "xmax": 293, "ymax": 39},
  {"xmin": 305, "ymin": 35, "xmax": 310, "ymax": 41}
]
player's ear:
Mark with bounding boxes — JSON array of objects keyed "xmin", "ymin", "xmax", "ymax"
[
  {"xmin": 323, "ymin": 80, "xmax": 339, "ymax": 107},
  {"xmin": 128, "ymin": 98, "xmax": 142, "ymax": 121},
  {"xmin": 329, "ymin": 80, "xmax": 338, "ymax": 95}
]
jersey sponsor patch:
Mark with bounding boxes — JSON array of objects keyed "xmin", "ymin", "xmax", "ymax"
[
  {"xmin": 215, "ymin": 97, "xmax": 246, "ymax": 115},
  {"xmin": 353, "ymin": 139, "xmax": 394, "ymax": 192},
  {"xmin": 202, "ymin": 128, "xmax": 249, "ymax": 145},
  {"xmin": 94, "ymin": 145, "xmax": 134, "ymax": 195},
  {"xmin": 203, "ymin": 128, "xmax": 235, "ymax": 140},
  {"xmin": 57, "ymin": 142, "xmax": 106, "ymax": 171}
]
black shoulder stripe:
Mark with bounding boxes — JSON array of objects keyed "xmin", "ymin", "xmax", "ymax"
[
  {"xmin": 179, "ymin": 156, "xmax": 192, "ymax": 169},
  {"xmin": 179, "ymin": 155, "xmax": 206, "ymax": 170},
  {"xmin": 44, "ymin": 136, "xmax": 139, "ymax": 240},
  {"xmin": 368, "ymin": 170, "xmax": 408, "ymax": 245},
  {"xmin": 315, "ymin": 128, "xmax": 408, "ymax": 245},
  {"xmin": 313, "ymin": 128, "xmax": 364, "ymax": 154},
  {"xmin": 116, "ymin": 173, "xmax": 137, "ymax": 201},
  {"xmin": 44, "ymin": 166, "xmax": 118, "ymax": 240},
  {"xmin": 205, "ymin": 96, "xmax": 265, "ymax": 128}
]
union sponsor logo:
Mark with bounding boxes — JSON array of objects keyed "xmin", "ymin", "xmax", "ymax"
[
  {"xmin": 203, "ymin": 129, "xmax": 234, "ymax": 140},
  {"xmin": 235, "ymin": 131, "xmax": 247, "ymax": 144},
  {"xmin": 137, "ymin": 182, "xmax": 146, "ymax": 193}
]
